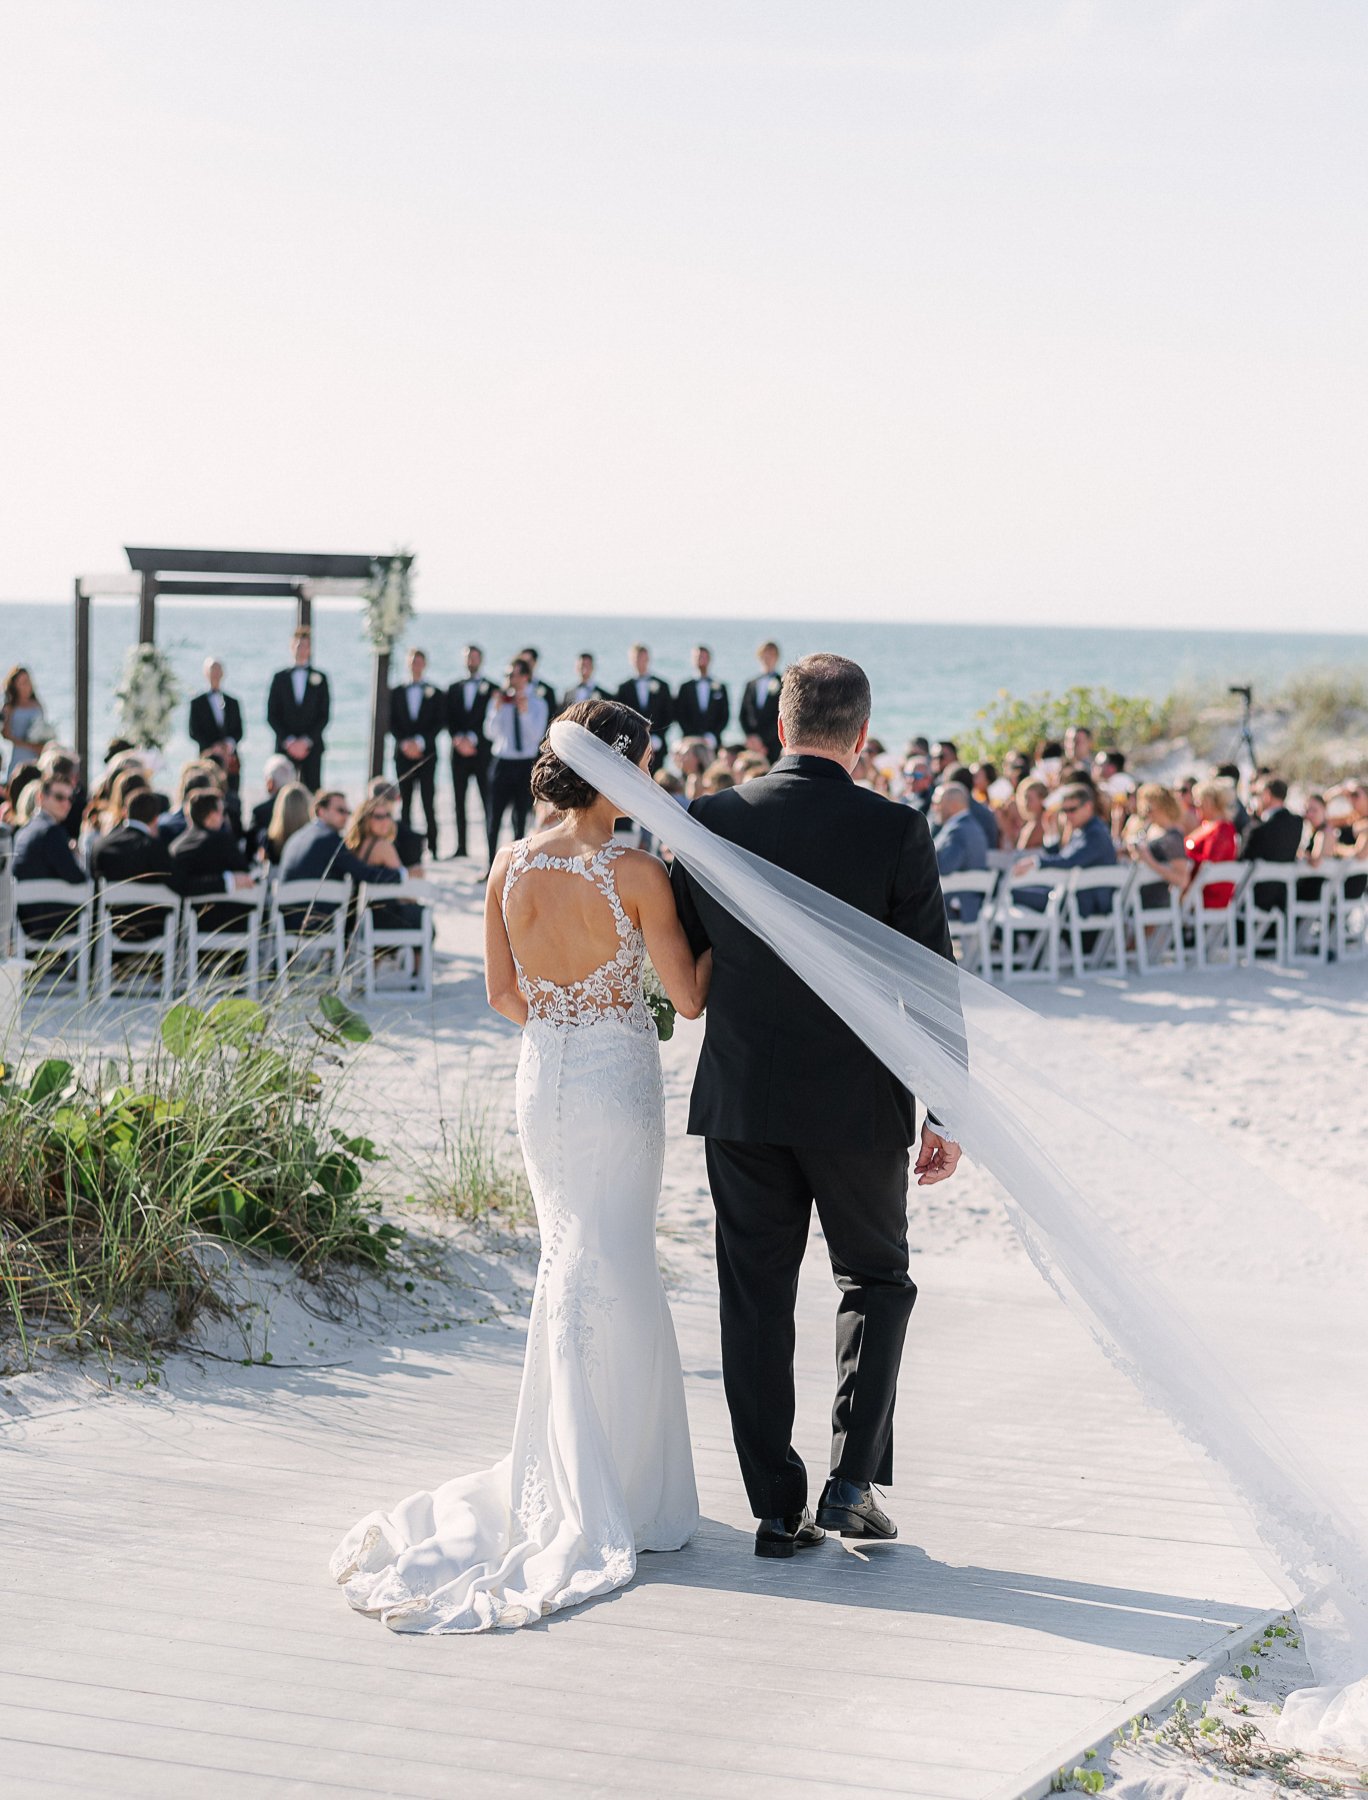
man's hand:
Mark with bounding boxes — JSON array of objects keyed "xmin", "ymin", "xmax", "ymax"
[
  {"xmin": 914, "ymin": 1125, "xmax": 961, "ymax": 1187},
  {"xmin": 232, "ymin": 873, "xmax": 256, "ymax": 891},
  {"xmin": 400, "ymin": 736, "xmax": 423, "ymax": 759}
]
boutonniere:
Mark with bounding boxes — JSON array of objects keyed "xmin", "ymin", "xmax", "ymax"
[
  {"xmin": 309, "ymin": 671, "xmax": 323, "ymax": 687},
  {"xmin": 423, "ymin": 685, "xmax": 435, "ymax": 698}
]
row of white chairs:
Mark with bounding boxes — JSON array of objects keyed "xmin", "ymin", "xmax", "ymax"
[
  {"xmin": 942, "ymin": 857, "xmax": 1368, "ymax": 982},
  {"xmin": 9, "ymin": 875, "xmax": 435, "ymax": 1005}
]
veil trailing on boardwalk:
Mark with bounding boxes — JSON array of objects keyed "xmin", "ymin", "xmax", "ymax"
[{"xmin": 549, "ymin": 718, "xmax": 1368, "ymax": 1754}]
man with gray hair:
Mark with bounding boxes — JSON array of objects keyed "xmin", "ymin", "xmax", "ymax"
[
  {"xmin": 188, "ymin": 657, "xmax": 244, "ymax": 789},
  {"xmin": 932, "ymin": 781, "xmax": 989, "ymax": 921},
  {"xmin": 246, "ymin": 752, "xmax": 296, "ymax": 862},
  {"xmin": 671, "ymin": 651, "xmax": 962, "ymax": 1560}
]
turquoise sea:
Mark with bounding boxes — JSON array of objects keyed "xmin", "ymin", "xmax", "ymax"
[{"xmin": 3, "ymin": 599, "xmax": 1365, "ymax": 798}]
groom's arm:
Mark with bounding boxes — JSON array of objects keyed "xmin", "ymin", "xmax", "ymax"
[{"xmin": 890, "ymin": 808, "xmax": 968, "ymax": 1119}]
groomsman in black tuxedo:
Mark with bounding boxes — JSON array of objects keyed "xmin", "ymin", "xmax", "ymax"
[
  {"xmin": 561, "ymin": 651, "xmax": 610, "ymax": 709},
  {"xmin": 739, "ymin": 639, "xmax": 784, "ymax": 762},
  {"xmin": 517, "ymin": 647, "xmax": 561, "ymax": 723},
  {"xmin": 388, "ymin": 647, "xmax": 443, "ymax": 856},
  {"xmin": 447, "ymin": 643, "xmax": 495, "ymax": 859},
  {"xmin": 615, "ymin": 643, "xmax": 673, "ymax": 771},
  {"xmin": 266, "ymin": 626, "xmax": 330, "ymax": 793},
  {"xmin": 673, "ymin": 644, "xmax": 730, "ymax": 748},
  {"xmin": 188, "ymin": 659, "xmax": 244, "ymax": 790}
]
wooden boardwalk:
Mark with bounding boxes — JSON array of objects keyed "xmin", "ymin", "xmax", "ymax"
[{"xmin": 0, "ymin": 1241, "xmax": 1281, "ymax": 1799}]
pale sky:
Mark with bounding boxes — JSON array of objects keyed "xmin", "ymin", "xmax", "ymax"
[{"xmin": 2, "ymin": 0, "xmax": 1365, "ymax": 630}]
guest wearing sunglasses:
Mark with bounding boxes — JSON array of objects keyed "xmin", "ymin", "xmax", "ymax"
[
  {"xmin": 1012, "ymin": 782, "xmax": 1117, "ymax": 915},
  {"xmin": 12, "ymin": 773, "xmax": 86, "ymax": 938}
]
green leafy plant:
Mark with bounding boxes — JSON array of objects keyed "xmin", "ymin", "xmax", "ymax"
[
  {"xmin": 958, "ymin": 685, "xmax": 1170, "ymax": 768},
  {"xmin": 0, "ymin": 993, "xmax": 397, "ymax": 1370},
  {"xmin": 409, "ymin": 1086, "xmax": 532, "ymax": 1225}
]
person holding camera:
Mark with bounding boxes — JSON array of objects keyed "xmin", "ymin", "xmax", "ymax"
[{"xmin": 482, "ymin": 658, "xmax": 549, "ymax": 872}]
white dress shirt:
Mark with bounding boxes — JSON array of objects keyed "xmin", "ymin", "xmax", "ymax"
[
  {"xmin": 208, "ymin": 690, "xmax": 225, "ymax": 728},
  {"xmin": 484, "ymin": 692, "xmax": 549, "ymax": 759},
  {"xmin": 291, "ymin": 666, "xmax": 308, "ymax": 706}
]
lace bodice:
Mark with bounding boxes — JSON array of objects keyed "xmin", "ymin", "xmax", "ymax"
[{"xmin": 501, "ymin": 838, "xmax": 652, "ymax": 1032}]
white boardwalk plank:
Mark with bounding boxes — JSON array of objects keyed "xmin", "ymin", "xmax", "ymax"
[{"xmin": 1, "ymin": 1236, "xmax": 1282, "ymax": 1798}]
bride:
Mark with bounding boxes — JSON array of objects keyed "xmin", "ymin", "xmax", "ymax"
[{"xmin": 330, "ymin": 700, "xmax": 711, "ymax": 1632}]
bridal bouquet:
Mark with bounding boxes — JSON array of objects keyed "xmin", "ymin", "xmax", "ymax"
[{"xmin": 642, "ymin": 962, "xmax": 676, "ymax": 1041}]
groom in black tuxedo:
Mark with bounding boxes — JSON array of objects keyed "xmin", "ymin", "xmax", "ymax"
[{"xmin": 671, "ymin": 652, "xmax": 962, "ymax": 1558}]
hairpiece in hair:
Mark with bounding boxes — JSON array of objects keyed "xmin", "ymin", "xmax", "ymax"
[{"xmin": 612, "ymin": 733, "xmax": 634, "ymax": 757}]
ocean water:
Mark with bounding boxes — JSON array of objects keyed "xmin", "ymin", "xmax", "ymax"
[{"xmin": 3, "ymin": 598, "xmax": 1365, "ymax": 798}]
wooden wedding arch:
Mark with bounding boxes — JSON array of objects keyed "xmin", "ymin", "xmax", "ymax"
[{"xmin": 72, "ymin": 545, "xmax": 414, "ymax": 781}]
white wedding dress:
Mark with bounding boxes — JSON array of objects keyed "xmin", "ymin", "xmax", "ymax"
[{"xmin": 330, "ymin": 837, "xmax": 699, "ymax": 1632}]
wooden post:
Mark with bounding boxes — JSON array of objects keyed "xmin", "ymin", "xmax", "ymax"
[
  {"xmin": 74, "ymin": 579, "xmax": 91, "ymax": 777},
  {"xmin": 295, "ymin": 587, "xmax": 313, "ymax": 633},
  {"xmin": 137, "ymin": 571, "xmax": 157, "ymax": 644},
  {"xmin": 369, "ymin": 650, "xmax": 390, "ymax": 780}
]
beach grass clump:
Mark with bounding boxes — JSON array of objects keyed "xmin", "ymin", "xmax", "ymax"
[
  {"xmin": 409, "ymin": 1088, "xmax": 533, "ymax": 1225},
  {"xmin": 0, "ymin": 992, "xmax": 400, "ymax": 1370}
]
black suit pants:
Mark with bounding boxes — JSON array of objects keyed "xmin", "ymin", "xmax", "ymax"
[
  {"xmin": 705, "ymin": 1137, "xmax": 916, "ymax": 1518},
  {"xmin": 451, "ymin": 749, "xmax": 491, "ymax": 855},
  {"xmin": 485, "ymin": 756, "xmax": 534, "ymax": 863},
  {"xmin": 395, "ymin": 750, "xmax": 438, "ymax": 853},
  {"xmin": 285, "ymin": 748, "xmax": 323, "ymax": 793}
]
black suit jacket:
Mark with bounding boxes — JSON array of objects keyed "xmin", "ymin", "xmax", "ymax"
[
  {"xmin": 89, "ymin": 822, "xmax": 173, "ymax": 887},
  {"xmin": 1243, "ymin": 808, "xmax": 1303, "ymax": 864},
  {"xmin": 560, "ymin": 682, "xmax": 612, "ymax": 710},
  {"xmin": 278, "ymin": 819, "xmax": 403, "ymax": 900},
  {"xmin": 739, "ymin": 673, "xmax": 783, "ymax": 757},
  {"xmin": 188, "ymin": 690, "xmax": 244, "ymax": 753},
  {"xmin": 673, "ymin": 677, "xmax": 731, "ymax": 742},
  {"xmin": 447, "ymin": 676, "xmax": 496, "ymax": 754},
  {"xmin": 388, "ymin": 681, "xmax": 444, "ymax": 757},
  {"xmin": 671, "ymin": 756, "xmax": 957, "ymax": 1150},
  {"xmin": 169, "ymin": 824, "xmax": 250, "ymax": 894},
  {"xmin": 267, "ymin": 666, "xmax": 331, "ymax": 752},
  {"xmin": 615, "ymin": 676, "xmax": 673, "ymax": 744},
  {"xmin": 13, "ymin": 811, "xmax": 85, "ymax": 885}
]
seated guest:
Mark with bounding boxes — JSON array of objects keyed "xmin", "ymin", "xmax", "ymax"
[
  {"xmin": 942, "ymin": 762, "xmax": 999, "ymax": 849},
  {"xmin": 1212, "ymin": 763, "xmax": 1251, "ymax": 835},
  {"xmin": 38, "ymin": 749, "xmax": 86, "ymax": 844},
  {"xmin": 931, "ymin": 782, "xmax": 989, "ymax": 921},
  {"xmin": 1033, "ymin": 739, "xmax": 1066, "ymax": 787},
  {"xmin": 732, "ymin": 753, "xmax": 770, "ymax": 784},
  {"xmin": 1013, "ymin": 783, "xmax": 1117, "ymax": 914},
  {"xmin": 1184, "ymin": 779, "xmax": 1240, "ymax": 907},
  {"xmin": 1124, "ymin": 784, "xmax": 1189, "ymax": 905},
  {"xmin": 169, "ymin": 789, "xmax": 256, "ymax": 929},
  {"xmin": 6, "ymin": 762, "xmax": 42, "ymax": 824},
  {"xmin": 159, "ymin": 762, "xmax": 223, "ymax": 845},
  {"xmin": 1242, "ymin": 776, "xmax": 1303, "ymax": 912},
  {"xmin": 13, "ymin": 773, "xmax": 85, "ymax": 938},
  {"xmin": 278, "ymin": 790, "xmax": 406, "ymax": 920},
  {"xmin": 89, "ymin": 788, "xmax": 181, "ymax": 941},
  {"xmin": 699, "ymin": 764, "xmax": 736, "ymax": 795},
  {"xmin": 81, "ymin": 766, "xmax": 149, "ymax": 860},
  {"xmin": 900, "ymin": 752, "xmax": 933, "ymax": 816},
  {"xmin": 344, "ymin": 794, "xmax": 423, "ymax": 931},
  {"xmin": 247, "ymin": 754, "xmax": 297, "ymax": 860},
  {"xmin": 265, "ymin": 781, "xmax": 312, "ymax": 866},
  {"xmin": 1014, "ymin": 777, "xmax": 1049, "ymax": 850},
  {"xmin": 367, "ymin": 776, "xmax": 425, "ymax": 869}
]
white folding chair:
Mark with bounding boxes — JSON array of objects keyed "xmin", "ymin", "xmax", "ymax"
[
  {"xmin": 95, "ymin": 880, "xmax": 181, "ymax": 1003},
  {"xmin": 1331, "ymin": 862, "xmax": 1368, "ymax": 961},
  {"xmin": 268, "ymin": 877, "xmax": 352, "ymax": 989},
  {"xmin": 1240, "ymin": 861, "xmax": 1291, "ymax": 965},
  {"xmin": 1180, "ymin": 862, "xmax": 1248, "ymax": 970},
  {"xmin": 940, "ymin": 870, "xmax": 999, "ymax": 978},
  {"xmin": 183, "ymin": 887, "xmax": 266, "ymax": 997},
  {"xmin": 12, "ymin": 879, "xmax": 94, "ymax": 1001},
  {"xmin": 353, "ymin": 883, "xmax": 435, "ymax": 1000},
  {"xmin": 1128, "ymin": 865, "xmax": 1186, "ymax": 975},
  {"xmin": 995, "ymin": 868, "xmax": 1069, "ymax": 983},
  {"xmin": 1061, "ymin": 866, "xmax": 1133, "ymax": 977}
]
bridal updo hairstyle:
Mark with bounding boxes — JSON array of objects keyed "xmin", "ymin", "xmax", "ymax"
[{"xmin": 530, "ymin": 698, "xmax": 651, "ymax": 813}]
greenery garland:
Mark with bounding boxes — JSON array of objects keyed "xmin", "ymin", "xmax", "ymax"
[
  {"xmin": 361, "ymin": 553, "xmax": 415, "ymax": 652},
  {"xmin": 113, "ymin": 642, "xmax": 182, "ymax": 750}
]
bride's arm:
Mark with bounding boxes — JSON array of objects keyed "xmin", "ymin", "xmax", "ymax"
[
  {"xmin": 483, "ymin": 848, "xmax": 528, "ymax": 1025},
  {"xmin": 623, "ymin": 853, "xmax": 711, "ymax": 1020}
]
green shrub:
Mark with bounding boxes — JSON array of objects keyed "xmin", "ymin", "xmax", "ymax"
[
  {"xmin": 958, "ymin": 685, "xmax": 1170, "ymax": 766},
  {"xmin": 0, "ymin": 993, "xmax": 399, "ymax": 1369}
]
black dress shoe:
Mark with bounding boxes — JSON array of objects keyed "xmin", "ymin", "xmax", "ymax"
[
  {"xmin": 814, "ymin": 1477, "xmax": 897, "ymax": 1541},
  {"xmin": 754, "ymin": 1507, "xmax": 826, "ymax": 1559}
]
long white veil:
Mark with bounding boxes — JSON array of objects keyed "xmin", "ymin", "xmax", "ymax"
[{"xmin": 550, "ymin": 718, "xmax": 1368, "ymax": 1754}]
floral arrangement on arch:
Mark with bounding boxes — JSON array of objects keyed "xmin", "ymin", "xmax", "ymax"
[
  {"xmin": 114, "ymin": 643, "xmax": 182, "ymax": 750},
  {"xmin": 361, "ymin": 553, "xmax": 415, "ymax": 651}
]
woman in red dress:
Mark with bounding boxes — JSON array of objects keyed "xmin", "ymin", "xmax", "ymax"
[{"xmin": 1184, "ymin": 779, "xmax": 1240, "ymax": 906}]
